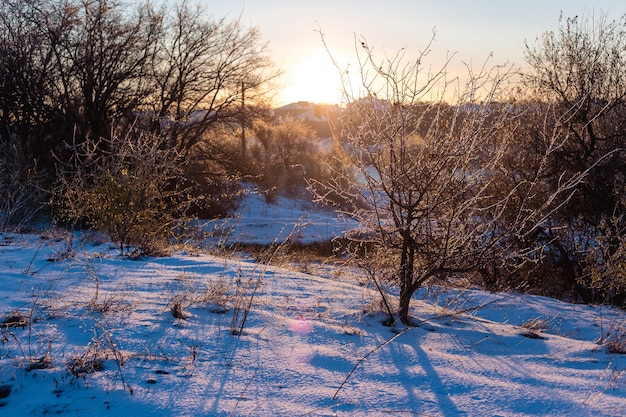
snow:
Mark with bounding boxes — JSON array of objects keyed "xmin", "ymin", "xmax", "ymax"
[
  {"xmin": 201, "ymin": 188, "xmax": 356, "ymax": 246},
  {"xmin": 0, "ymin": 194, "xmax": 625, "ymax": 416}
]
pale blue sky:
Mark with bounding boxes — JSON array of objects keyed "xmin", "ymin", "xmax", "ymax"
[{"xmin": 202, "ymin": 0, "xmax": 624, "ymax": 104}]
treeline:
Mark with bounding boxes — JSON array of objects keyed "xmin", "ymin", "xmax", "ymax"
[{"xmin": 0, "ymin": 1, "xmax": 624, "ymax": 309}]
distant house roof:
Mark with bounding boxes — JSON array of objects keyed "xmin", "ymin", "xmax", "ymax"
[{"xmin": 274, "ymin": 101, "xmax": 340, "ymax": 138}]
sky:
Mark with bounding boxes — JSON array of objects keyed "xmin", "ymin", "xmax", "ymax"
[{"xmin": 203, "ymin": 0, "xmax": 625, "ymax": 105}]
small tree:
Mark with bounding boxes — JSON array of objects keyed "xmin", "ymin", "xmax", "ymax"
[
  {"xmin": 312, "ymin": 34, "xmax": 589, "ymax": 325},
  {"xmin": 310, "ymin": 35, "xmax": 515, "ymax": 324}
]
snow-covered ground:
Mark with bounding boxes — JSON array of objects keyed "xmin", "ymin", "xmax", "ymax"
[
  {"xmin": 200, "ymin": 188, "xmax": 356, "ymax": 246},
  {"xmin": 0, "ymin": 195, "xmax": 625, "ymax": 416}
]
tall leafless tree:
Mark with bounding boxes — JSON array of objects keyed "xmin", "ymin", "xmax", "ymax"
[
  {"xmin": 145, "ymin": 0, "xmax": 278, "ymax": 155},
  {"xmin": 42, "ymin": 0, "xmax": 162, "ymax": 142}
]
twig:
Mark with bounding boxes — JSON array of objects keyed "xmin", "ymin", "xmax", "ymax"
[
  {"xmin": 332, "ymin": 326, "xmax": 409, "ymax": 400},
  {"xmin": 97, "ymin": 325, "xmax": 130, "ymax": 394},
  {"xmin": 582, "ymin": 359, "xmax": 620, "ymax": 406},
  {"xmin": 24, "ymin": 237, "xmax": 45, "ymax": 275},
  {"xmin": 228, "ymin": 368, "xmax": 259, "ymax": 417},
  {"xmin": 332, "ymin": 297, "xmax": 504, "ymax": 400},
  {"xmin": 27, "ymin": 293, "xmax": 39, "ymax": 360}
]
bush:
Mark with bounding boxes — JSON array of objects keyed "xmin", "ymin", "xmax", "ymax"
[
  {"xmin": 54, "ymin": 131, "xmax": 195, "ymax": 256},
  {"xmin": 585, "ymin": 206, "xmax": 626, "ymax": 307},
  {"xmin": 248, "ymin": 117, "xmax": 334, "ymax": 202},
  {"xmin": 0, "ymin": 137, "xmax": 46, "ymax": 231}
]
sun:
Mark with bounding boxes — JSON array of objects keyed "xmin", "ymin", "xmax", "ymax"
[{"xmin": 277, "ymin": 49, "xmax": 344, "ymax": 105}]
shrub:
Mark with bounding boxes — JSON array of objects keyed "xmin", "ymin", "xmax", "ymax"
[
  {"xmin": 54, "ymin": 131, "xmax": 195, "ymax": 256},
  {"xmin": 248, "ymin": 117, "xmax": 334, "ymax": 202},
  {"xmin": 606, "ymin": 337, "xmax": 626, "ymax": 354}
]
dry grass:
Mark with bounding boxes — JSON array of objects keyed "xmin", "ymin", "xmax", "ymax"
[
  {"xmin": 606, "ymin": 337, "xmax": 626, "ymax": 354},
  {"xmin": 520, "ymin": 317, "xmax": 550, "ymax": 332}
]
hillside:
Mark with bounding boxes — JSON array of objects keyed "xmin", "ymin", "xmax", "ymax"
[{"xmin": 0, "ymin": 195, "xmax": 625, "ymax": 416}]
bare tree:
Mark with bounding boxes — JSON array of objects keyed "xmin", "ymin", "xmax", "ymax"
[
  {"xmin": 42, "ymin": 0, "xmax": 162, "ymax": 142},
  {"xmin": 0, "ymin": 0, "xmax": 163, "ymax": 170},
  {"xmin": 0, "ymin": 0, "xmax": 60, "ymax": 223},
  {"xmin": 523, "ymin": 12, "xmax": 626, "ymax": 204},
  {"xmin": 311, "ymin": 34, "xmax": 590, "ymax": 325},
  {"xmin": 0, "ymin": 0, "xmax": 60, "ymax": 160},
  {"xmin": 145, "ymin": 0, "xmax": 278, "ymax": 155},
  {"xmin": 524, "ymin": 11, "xmax": 626, "ymax": 161}
]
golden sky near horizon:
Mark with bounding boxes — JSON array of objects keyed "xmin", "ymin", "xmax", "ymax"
[{"xmin": 203, "ymin": 0, "xmax": 624, "ymax": 105}]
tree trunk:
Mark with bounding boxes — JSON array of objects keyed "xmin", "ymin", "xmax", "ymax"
[
  {"xmin": 398, "ymin": 288, "xmax": 413, "ymax": 326},
  {"xmin": 398, "ymin": 231, "xmax": 416, "ymax": 325}
]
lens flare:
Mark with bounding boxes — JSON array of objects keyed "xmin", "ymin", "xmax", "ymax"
[{"xmin": 288, "ymin": 315, "xmax": 313, "ymax": 334}]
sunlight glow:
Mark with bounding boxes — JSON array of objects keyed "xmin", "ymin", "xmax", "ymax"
[{"xmin": 277, "ymin": 49, "xmax": 344, "ymax": 105}]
